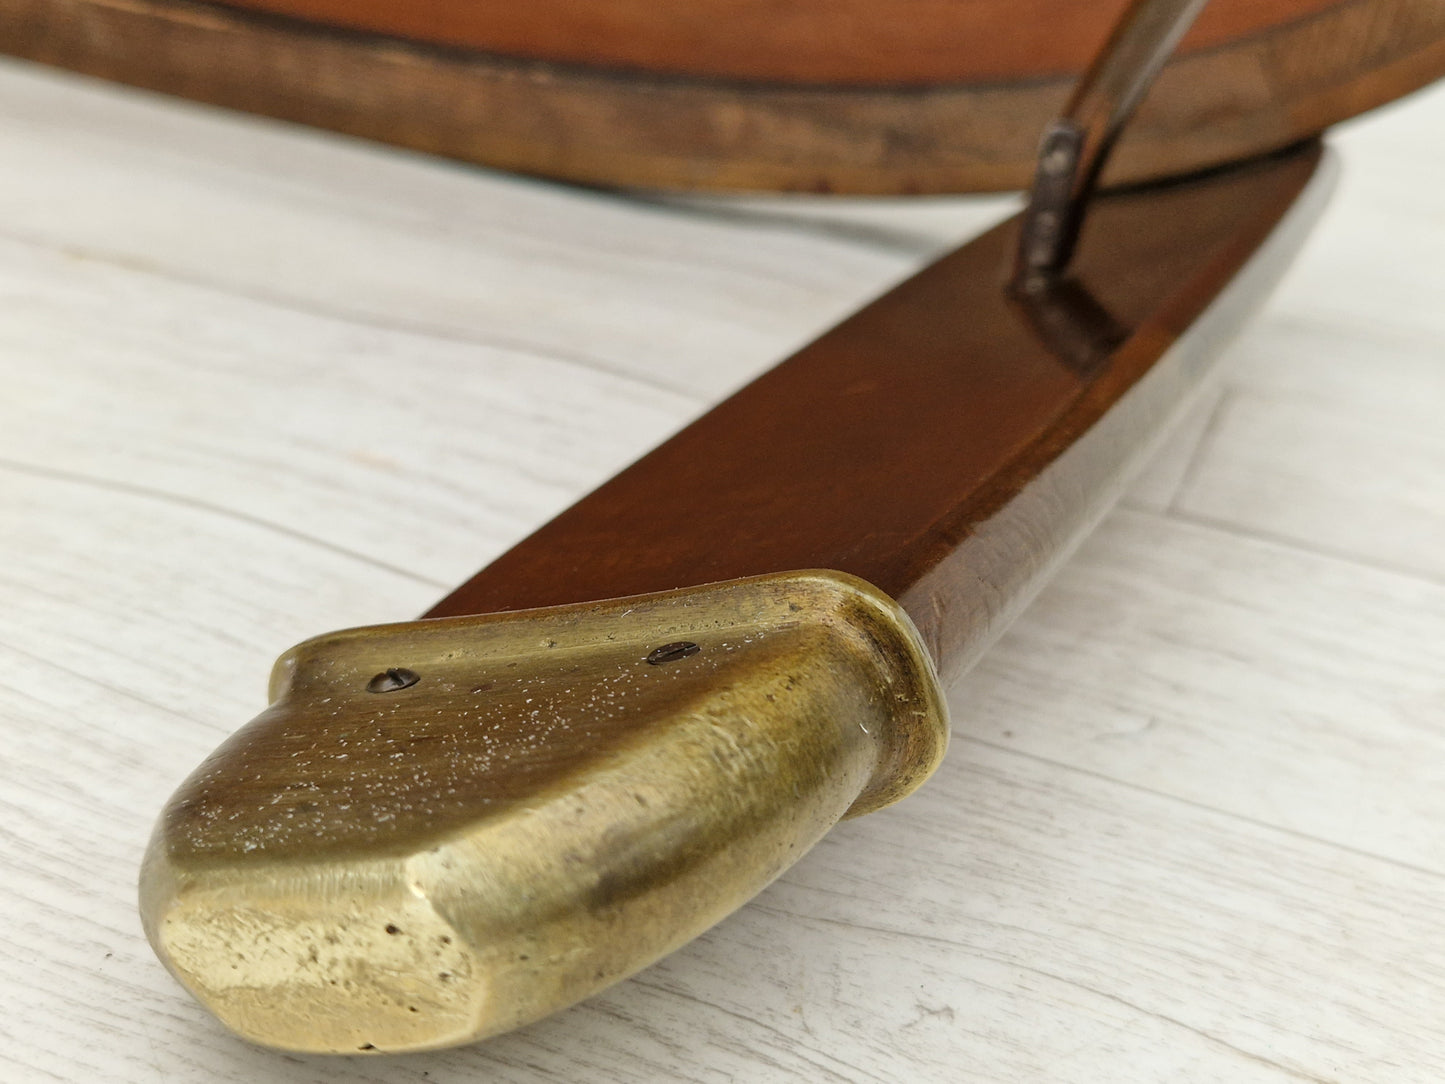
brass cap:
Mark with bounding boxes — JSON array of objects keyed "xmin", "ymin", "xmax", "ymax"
[{"xmin": 141, "ymin": 571, "xmax": 948, "ymax": 1052}]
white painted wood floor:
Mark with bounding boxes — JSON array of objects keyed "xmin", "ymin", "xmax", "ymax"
[{"xmin": 0, "ymin": 56, "xmax": 1441, "ymax": 1083}]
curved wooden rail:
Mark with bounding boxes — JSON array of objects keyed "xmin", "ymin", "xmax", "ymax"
[
  {"xmin": 215, "ymin": 0, "xmax": 1340, "ymax": 85},
  {"xmin": 3, "ymin": 0, "xmax": 1442, "ymax": 191}
]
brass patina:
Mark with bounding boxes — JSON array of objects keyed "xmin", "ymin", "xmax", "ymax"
[{"xmin": 140, "ymin": 570, "xmax": 948, "ymax": 1053}]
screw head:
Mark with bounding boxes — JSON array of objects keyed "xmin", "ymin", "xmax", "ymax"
[
  {"xmin": 645, "ymin": 642, "xmax": 700, "ymax": 666},
  {"xmin": 366, "ymin": 667, "xmax": 420, "ymax": 693}
]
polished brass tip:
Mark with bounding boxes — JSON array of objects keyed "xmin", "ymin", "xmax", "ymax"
[
  {"xmin": 140, "ymin": 571, "xmax": 947, "ymax": 1052},
  {"xmin": 142, "ymin": 851, "xmax": 482, "ymax": 1052}
]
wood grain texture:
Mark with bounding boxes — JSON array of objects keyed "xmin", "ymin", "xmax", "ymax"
[
  {"xmin": 429, "ymin": 147, "xmax": 1328, "ymax": 689},
  {"xmin": 2, "ymin": 0, "xmax": 1443, "ymax": 192},
  {"xmin": 0, "ymin": 57, "xmax": 1443, "ymax": 1081},
  {"xmin": 212, "ymin": 0, "xmax": 1340, "ymax": 84}
]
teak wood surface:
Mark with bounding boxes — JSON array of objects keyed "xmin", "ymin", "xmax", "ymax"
[
  {"xmin": 4, "ymin": 0, "xmax": 1444, "ymax": 192},
  {"xmin": 433, "ymin": 147, "xmax": 1323, "ymax": 689},
  {"xmin": 0, "ymin": 56, "xmax": 1443, "ymax": 1082},
  {"xmin": 199, "ymin": 0, "xmax": 1342, "ymax": 84}
]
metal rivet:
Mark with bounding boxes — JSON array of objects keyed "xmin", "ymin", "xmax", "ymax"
[
  {"xmin": 366, "ymin": 668, "xmax": 420, "ymax": 693},
  {"xmin": 646, "ymin": 642, "xmax": 700, "ymax": 665}
]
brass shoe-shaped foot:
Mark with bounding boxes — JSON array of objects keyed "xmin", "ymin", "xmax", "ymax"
[{"xmin": 140, "ymin": 570, "xmax": 948, "ymax": 1053}]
